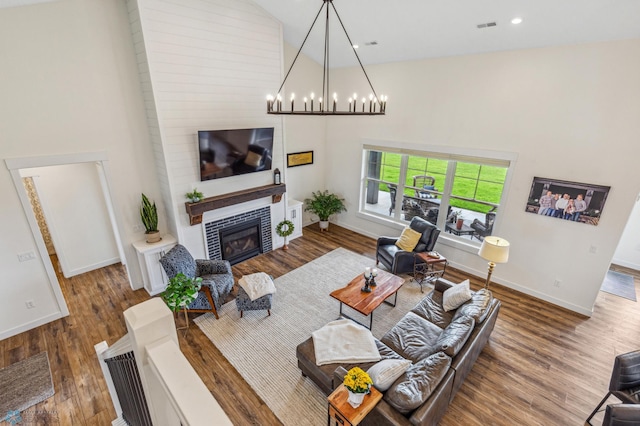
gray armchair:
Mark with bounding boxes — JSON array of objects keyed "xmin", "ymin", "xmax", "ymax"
[
  {"xmin": 376, "ymin": 217, "xmax": 440, "ymax": 274},
  {"xmin": 160, "ymin": 244, "xmax": 234, "ymax": 319}
]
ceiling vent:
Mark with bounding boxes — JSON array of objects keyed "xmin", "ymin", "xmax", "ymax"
[{"xmin": 477, "ymin": 22, "xmax": 497, "ymax": 29}]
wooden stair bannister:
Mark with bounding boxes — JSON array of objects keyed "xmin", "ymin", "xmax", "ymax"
[{"xmin": 185, "ymin": 184, "xmax": 286, "ymax": 225}]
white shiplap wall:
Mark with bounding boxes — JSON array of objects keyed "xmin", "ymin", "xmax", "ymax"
[{"xmin": 128, "ymin": 0, "xmax": 285, "ymax": 257}]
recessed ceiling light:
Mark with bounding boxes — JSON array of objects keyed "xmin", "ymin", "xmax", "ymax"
[
  {"xmin": 511, "ymin": 17, "xmax": 523, "ymax": 25},
  {"xmin": 352, "ymin": 44, "xmax": 359, "ymax": 49}
]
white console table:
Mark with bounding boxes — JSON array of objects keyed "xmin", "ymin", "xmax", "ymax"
[{"xmin": 133, "ymin": 234, "xmax": 177, "ymax": 296}]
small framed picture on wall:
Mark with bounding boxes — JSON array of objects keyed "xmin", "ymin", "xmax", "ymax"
[{"xmin": 287, "ymin": 151, "xmax": 314, "ymax": 167}]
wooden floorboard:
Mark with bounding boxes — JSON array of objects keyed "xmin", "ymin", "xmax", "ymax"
[{"xmin": 1, "ymin": 224, "xmax": 639, "ymax": 425}]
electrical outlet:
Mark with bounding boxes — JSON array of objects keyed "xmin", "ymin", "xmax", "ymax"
[
  {"xmin": 17, "ymin": 251, "xmax": 36, "ymax": 262},
  {"xmin": 25, "ymin": 300, "xmax": 35, "ymax": 309},
  {"xmin": 553, "ymin": 279, "xmax": 561, "ymax": 288},
  {"xmin": 134, "ymin": 224, "xmax": 145, "ymax": 233},
  {"xmin": 589, "ymin": 245, "xmax": 598, "ymax": 254}
]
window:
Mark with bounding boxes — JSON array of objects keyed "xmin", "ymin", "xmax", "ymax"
[{"xmin": 361, "ymin": 145, "xmax": 512, "ymax": 243}]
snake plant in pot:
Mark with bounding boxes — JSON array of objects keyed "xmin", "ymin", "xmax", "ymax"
[
  {"xmin": 140, "ymin": 193, "xmax": 160, "ymax": 243},
  {"xmin": 304, "ymin": 190, "xmax": 347, "ymax": 231}
]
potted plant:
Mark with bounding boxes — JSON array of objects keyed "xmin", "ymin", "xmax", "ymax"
[
  {"xmin": 186, "ymin": 188, "xmax": 204, "ymax": 203},
  {"xmin": 161, "ymin": 273, "xmax": 203, "ymax": 329},
  {"xmin": 304, "ymin": 190, "xmax": 347, "ymax": 231},
  {"xmin": 343, "ymin": 366, "xmax": 372, "ymax": 408},
  {"xmin": 275, "ymin": 219, "xmax": 295, "ymax": 251},
  {"xmin": 140, "ymin": 193, "xmax": 161, "ymax": 243}
]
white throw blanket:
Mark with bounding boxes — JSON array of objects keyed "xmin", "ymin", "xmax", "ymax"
[
  {"xmin": 238, "ymin": 272, "xmax": 276, "ymax": 301},
  {"xmin": 312, "ymin": 319, "xmax": 381, "ymax": 366}
]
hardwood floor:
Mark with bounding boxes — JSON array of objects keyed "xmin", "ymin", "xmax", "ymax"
[{"xmin": 2, "ymin": 224, "xmax": 639, "ymax": 425}]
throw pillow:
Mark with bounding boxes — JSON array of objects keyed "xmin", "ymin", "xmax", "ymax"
[
  {"xmin": 383, "ymin": 352, "xmax": 451, "ymax": 415},
  {"xmin": 244, "ymin": 150, "xmax": 262, "ymax": 167},
  {"xmin": 442, "ymin": 279, "xmax": 472, "ymax": 312},
  {"xmin": 367, "ymin": 359, "xmax": 412, "ymax": 392},
  {"xmin": 395, "ymin": 227, "xmax": 421, "ymax": 252}
]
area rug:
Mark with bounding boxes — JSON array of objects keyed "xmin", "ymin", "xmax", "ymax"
[
  {"xmin": 600, "ymin": 270, "xmax": 637, "ymax": 301},
  {"xmin": 194, "ymin": 248, "xmax": 429, "ymax": 425},
  {"xmin": 0, "ymin": 352, "xmax": 54, "ymax": 419}
]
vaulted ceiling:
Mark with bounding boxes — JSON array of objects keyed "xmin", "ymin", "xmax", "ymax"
[{"xmin": 252, "ymin": 0, "xmax": 640, "ymax": 67}]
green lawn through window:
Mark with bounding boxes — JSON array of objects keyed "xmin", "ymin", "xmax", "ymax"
[{"xmin": 376, "ymin": 153, "xmax": 506, "ymax": 214}]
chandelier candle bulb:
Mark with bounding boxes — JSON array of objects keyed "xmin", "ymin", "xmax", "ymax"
[
  {"xmin": 319, "ymin": 97, "xmax": 322, "ymax": 112},
  {"xmin": 333, "ymin": 93, "xmax": 337, "ymax": 112},
  {"xmin": 311, "ymin": 93, "xmax": 314, "ymax": 112},
  {"xmin": 362, "ymin": 97, "xmax": 365, "ymax": 112},
  {"xmin": 290, "ymin": 93, "xmax": 295, "ymax": 111},
  {"xmin": 348, "ymin": 97, "xmax": 352, "ymax": 112},
  {"xmin": 304, "ymin": 97, "xmax": 308, "ymax": 112}
]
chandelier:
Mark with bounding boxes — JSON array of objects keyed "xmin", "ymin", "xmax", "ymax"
[{"xmin": 267, "ymin": 0, "xmax": 386, "ymax": 116}]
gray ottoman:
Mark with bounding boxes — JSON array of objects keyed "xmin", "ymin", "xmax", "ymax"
[{"xmin": 235, "ymin": 286, "xmax": 273, "ymax": 317}]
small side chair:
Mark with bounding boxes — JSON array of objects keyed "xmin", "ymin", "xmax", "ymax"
[{"xmin": 160, "ymin": 244, "xmax": 234, "ymax": 319}]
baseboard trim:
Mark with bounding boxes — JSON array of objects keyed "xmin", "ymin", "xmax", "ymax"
[
  {"xmin": 611, "ymin": 259, "xmax": 640, "ymax": 272},
  {"xmin": 66, "ymin": 257, "xmax": 121, "ymax": 278},
  {"xmin": 0, "ymin": 311, "xmax": 65, "ymax": 340}
]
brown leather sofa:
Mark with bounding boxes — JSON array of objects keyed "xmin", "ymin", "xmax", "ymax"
[{"xmin": 296, "ymin": 278, "xmax": 500, "ymax": 425}]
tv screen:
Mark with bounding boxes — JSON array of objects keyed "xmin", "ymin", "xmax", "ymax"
[{"xmin": 198, "ymin": 127, "xmax": 274, "ymax": 181}]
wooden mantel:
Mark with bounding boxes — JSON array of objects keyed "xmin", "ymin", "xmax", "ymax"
[{"xmin": 185, "ymin": 184, "xmax": 286, "ymax": 225}]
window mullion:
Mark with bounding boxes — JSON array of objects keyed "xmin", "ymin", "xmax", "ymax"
[
  {"xmin": 394, "ymin": 155, "xmax": 409, "ymax": 220},
  {"xmin": 436, "ymin": 160, "xmax": 457, "ymax": 229}
]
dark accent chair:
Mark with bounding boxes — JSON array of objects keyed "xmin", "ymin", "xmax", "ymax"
[
  {"xmin": 602, "ymin": 404, "xmax": 640, "ymax": 426},
  {"xmin": 232, "ymin": 144, "xmax": 271, "ymax": 174},
  {"xmin": 159, "ymin": 244, "xmax": 234, "ymax": 319},
  {"xmin": 470, "ymin": 212, "xmax": 496, "ymax": 241},
  {"xmin": 376, "ymin": 217, "xmax": 441, "ymax": 274},
  {"xmin": 586, "ymin": 350, "xmax": 640, "ymax": 425}
]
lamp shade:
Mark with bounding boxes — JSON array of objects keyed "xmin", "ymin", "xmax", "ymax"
[{"xmin": 478, "ymin": 236, "xmax": 510, "ymax": 263}]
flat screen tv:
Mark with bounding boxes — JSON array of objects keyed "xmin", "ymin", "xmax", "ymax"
[{"xmin": 198, "ymin": 127, "xmax": 274, "ymax": 181}]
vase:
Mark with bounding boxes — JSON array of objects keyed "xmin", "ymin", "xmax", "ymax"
[
  {"xmin": 347, "ymin": 390, "xmax": 366, "ymax": 408},
  {"xmin": 456, "ymin": 218, "xmax": 464, "ymax": 230}
]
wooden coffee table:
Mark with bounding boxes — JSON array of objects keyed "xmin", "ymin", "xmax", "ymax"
[{"xmin": 330, "ymin": 270, "xmax": 405, "ymax": 329}]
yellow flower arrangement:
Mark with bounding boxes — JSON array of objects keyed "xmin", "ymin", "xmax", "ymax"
[{"xmin": 343, "ymin": 367, "xmax": 373, "ymax": 394}]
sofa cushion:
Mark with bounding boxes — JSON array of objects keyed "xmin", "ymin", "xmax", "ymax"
[
  {"xmin": 384, "ymin": 352, "xmax": 452, "ymax": 415},
  {"xmin": 435, "ymin": 315, "xmax": 475, "ymax": 357},
  {"xmin": 381, "ymin": 312, "xmax": 442, "ymax": 362},
  {"xmin": 410, "ymin": 290, "xmax": 454, "ymax": 329},
  {"xmin": 395, "ymin": 227, "xmax": 421, "ymax": 252},
  {"xmin": 367, "ymin": 359, "xmax": 412, "ymax": 392},
  {"xmin": 442, "ymin": 279, "xmax": 472, "ymax": 312},
  {"xmin": 453, "ymin": 288, "xmax": 494, "ymax": 324}
]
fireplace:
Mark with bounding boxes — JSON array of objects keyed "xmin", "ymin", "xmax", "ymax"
[
  {"xmin": 204, "ymin": 206, "xmax": 272, "ymax": 263},
  {"xmin": 218, "ymin": 219, "xmax": 262, "ymax": 265}
]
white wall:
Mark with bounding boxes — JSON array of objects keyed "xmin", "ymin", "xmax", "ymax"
[
  {"xmin": 613, "ymin": 194, "xmax": 640, "ymax": 270},
  {"xmin": 131, "ymin": 0, "xmax": 287, "ymax": 258},
  {"xmin": 309, "ymin": 39, "xmax": 640, "ymax": 315},
  {"xmin": 282, "ymin": 42, "xmax": 326, "ymax": 224},
  {"xmin": 0, "ymin": 0, "xmax": 161, "ymax": 338},
  {"xmin": 20, "ymin": 163, "xmax": 120, "ymax": 278}
]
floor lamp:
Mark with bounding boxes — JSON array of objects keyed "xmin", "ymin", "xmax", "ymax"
[{"xmin": 478, "ymin": 236, "xmax": 510, "ymax": 289}]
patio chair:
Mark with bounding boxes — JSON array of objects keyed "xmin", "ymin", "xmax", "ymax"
[
  {"xmin": 413, "ymin": 175, "xmax": 437, "ymax": 199},
  {"xmin": 470, "ymin": 212, "xmax": 496, "ymax": 241},
  {"xmin": 388, "ymin": 184, "xmax": 397, "ymax": 215}
]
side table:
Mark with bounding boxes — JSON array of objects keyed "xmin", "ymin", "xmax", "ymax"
[
  {"xmin": 328, "ymin": 385, "xmax": 382, "ymax": 426},
  {"xmin": 413, "ymin": 252, "xmax": 448, "ymax": 292}
]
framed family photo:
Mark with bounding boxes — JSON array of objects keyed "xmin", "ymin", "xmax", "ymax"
[{"xmin": 525, "ymin": 177, "xmax": 610, "ymax": 226}]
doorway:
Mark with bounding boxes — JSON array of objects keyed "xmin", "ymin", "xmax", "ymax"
[{"xmin": 5, "ymin": 151, "xmax": 131, "ymax": 317}]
